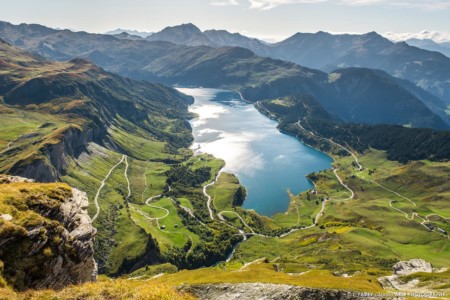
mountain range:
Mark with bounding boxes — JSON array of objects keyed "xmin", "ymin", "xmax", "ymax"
[
  {"xmin": 0, "ymin": 38, "xmax": 193, "ymax": 182},
  {"xmin": 98, "ymin": 23, "xmax": 450, "ymax": 106},
  {"xmin": 0, "ymin": 21, "xmax": 448, "ymax": 130},
  {"xmin": 406, "ymin": 38, "xmax": 450, "ymax": 59},
  {"xmin": 105, "ymin": 28, "xmax": 153, "ymax": 38},
  {"xmin": 0, "ymin": 38, "xmax": 196, "ymax": 275},
  {"xmin": 1, "ymin": 20, "xmax": 450, "ymax": 297}
]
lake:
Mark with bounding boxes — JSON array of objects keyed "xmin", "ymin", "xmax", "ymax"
[{"xmin": 179, "ymin": 88, "xmax": 333, "ymax": 216}]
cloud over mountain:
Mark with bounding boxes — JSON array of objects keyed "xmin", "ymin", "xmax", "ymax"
[{"xmin": 214, "ymin": 0, "xmax": 450, "ymax": 10}]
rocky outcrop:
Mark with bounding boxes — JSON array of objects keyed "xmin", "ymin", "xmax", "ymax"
[
  {"xmin": 378, "ymin": 259, "xmax": 433, "ymax": 292},
  {"xmin": 0, "ymin": 175, "xmax": 97, "ymax": 290},
  {"xmin": 8, "ymin": 125, "xmax": 94, "ymax": 183},
  {"xmin": 180, "ymin": 283, "xmax": 384, "ymax": 300},
  {"xmin": 392, "ymin": 259, "xmax": 432, "ymax": 276}
]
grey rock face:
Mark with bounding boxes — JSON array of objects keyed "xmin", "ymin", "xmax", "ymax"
[
  {"xmin": 180, "ymin": 283, "xmax": 385, "ymax": 300},
  {"xmin": 393, "ymin": 259, "xmax": 432, "ymax": 276},
  {"xmin": 378, "ymin": 259, "xmax": 434, "ymax": 292},
  {"xmin": 34, "ymin": 187, "xmax": 98, "ymax": 289},
  {"xmin": 0, "ymin": 176, "xmax": 97, "ymax": 290}
]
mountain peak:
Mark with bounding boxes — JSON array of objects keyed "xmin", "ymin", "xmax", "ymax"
[
  {"xmin": 147, "ymin": 23, "xmax": 214, "ymax": 46},
  {"xmin": 362, "ymin": 31, "xmax": 385, "ymax": 39},
  {"xmin": 162, "ymin": 23, "xmax": 202, "ymax": 34},
  {"xmin": 315, "ymin": 31, "xmax": 331, "ymax": 36}
]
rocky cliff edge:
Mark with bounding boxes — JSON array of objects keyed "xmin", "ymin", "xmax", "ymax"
[{"xmin": 0, "ymin": 175, "xmax": 97, "ymax": 290}]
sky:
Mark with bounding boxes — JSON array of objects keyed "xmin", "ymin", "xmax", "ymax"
[{"xmin": 1, "ymin": 0, "xmax": 450, "ymax": 42}]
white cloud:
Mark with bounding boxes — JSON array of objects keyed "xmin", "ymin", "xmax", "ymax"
[
  {"xmin": 211, "ymin": 0, "xmax": 240, "ymax": 6},
  {"xmin": 383, "ymin": 30, "xmax": 450, "ymax": 43},
  {"xmin": 246, "ymin": 0, "xmax": 450, "ymax": 10}
]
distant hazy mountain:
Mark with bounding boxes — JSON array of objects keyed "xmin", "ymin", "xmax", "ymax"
[
  {"xmin": 105, "ymin": 28, "xmax": 153, "ymax": 38},
  {"xmin": 110, "ymin": 32, "xmax": 144, "ymax": 40},
  {"xmin": 270, "ymin": 31, "xmax": 391, "ymax": 70},
  {"xmin": 203, "ymin": 29, "xmax": 272, "ymax": 57},
  {"xmin": 146, "ymin": 23, "xmax": 215, "ymax": 46},
  {"xmin": 0, "ymin": 20, "xmax": 447, "ymax": 130},
  {"xmin": 383, "ymin": 31, "xmax": 450, "ymax": 44},
  {"xmin": 326, "ymin": 68, "xmax": 449, "ymax": 128},
  {"xmin": 406, "ymin": 38, "xmax": 450, "ymax": 58},
  {"xmin": 135, "ymin": 25, "xmax": 450, "ymax": 105},
  {"xmin": 269, "ymin": 31, "xmax": 450, "ymax": 105}
]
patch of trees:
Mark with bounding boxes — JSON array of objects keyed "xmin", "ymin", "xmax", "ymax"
[
  {"xmin": 166, "ymin": 165, "xmax": 213, "ymax": 220},
  {"xmin": 164, "ymin": 211, "xmax": 242, "ymax": 269},
  {"xmin": 303, "ymin": 119, "xmax": 450, "ymax": 163},
  {"xmin": 166, "ymin": 165, "xmax": 212, "ymax": 188},
  {"xmin": 232, "ymin": 186, "xmax": 247, "ymax": 207}
]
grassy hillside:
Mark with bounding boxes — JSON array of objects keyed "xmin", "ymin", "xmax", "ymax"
[
  {"xmin": 0, "ymin": 40, "xmax": 242, "ymax": 276},
  {"xmin": 233, "ymin": 149, "xmax": 450, "ymax": 269},
  {"xmin": 1, "ymin": 28, "xmax": 449, "ymax": 297},
  {"xmin": 0, "ymin": 277, "xmax": 194, "ymax": 300}
]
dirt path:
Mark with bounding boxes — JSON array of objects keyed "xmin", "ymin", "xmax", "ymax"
[
  {"xmin": 2, "ymin": 140, "xmax": 13, "ymax": 152},
  {"xmin": 255, "ymin": 101, "xmax": 277, "ymax": 119},
  {"xmin": 370, "ymin": 179, "xmax": 416, "ymax": 206},
  {"xmin": 296, "ymin": 121, "xmax": 356, "ymax": 201},
  {"xmin": 1, "ymin": 119, "xmax": 39, "ymax": 153},
  {"xmin": 218, "ymin": 211, "xmax": 255, "ymax": 233},
  {"xmin": 16, "ymin": 118, "xmax": 31, "ymax": 125},
  {"xmin": 333, "ymin": 169, "xmax": 355, "ymax": 200},
  {"xmin": 138, "ymin": 171, "xmax": 195, "ymax": 251},
  {"xmin": 92, "ymin": 155, "xmax": 126, "ymax": 222},
  {"xmin": 203, "ymin": 170, "xmax": 223, "ymax": 220},
  {"xmin": 296, "ymin": 120, "xmax": 449, "ymax": 237},
  {"xmin": 237, "ymin": 257, "xmax": 266, "ymax": 271},
  {"xmin": 314, "ymin": 199, "xmax": 328, "ymax": 225},
  {"xmin": 124, "ymin": 156, "xmax": 131, "ymax": 201}
]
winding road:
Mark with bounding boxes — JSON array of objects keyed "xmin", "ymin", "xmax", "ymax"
[
  {"xmin": 218, "ymin": 210, "xmax": 255, "ymax": 233},
  {"xmin": 297, "ymin": 120, "xmax": 356, "ymax": 202},
  {"xmin": 124, "ymin": 156, "xmax": 131, "ymax": 201},
  {"xmin": 333, "ymin": 169, "xmax": 355, "ymax": 201},
  {"xmin": 203, "ymin": 170, "xmax": 223, "ymax": 220},
  {"xmin": 296, "ymin": 120, "xmax": 449, "ymax": 236},
  {"xmin": 92, "ymin": 155, "xmax": 126, "ymax": 222}
]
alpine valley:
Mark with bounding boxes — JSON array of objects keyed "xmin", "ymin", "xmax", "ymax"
[{"xmin": 0, "ymin": 19, "xmax": 449, "ymax": 300}]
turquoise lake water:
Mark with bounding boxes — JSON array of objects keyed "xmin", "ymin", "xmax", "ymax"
[{"xmin": 179, "ymin": 88, "xmax": 333, "ymax": 216}]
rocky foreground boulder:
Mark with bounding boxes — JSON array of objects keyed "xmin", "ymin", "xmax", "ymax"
[
  {"xmin": 378, "ymin": 259, "xmax": 436, "ymax": 292},
  {"xmin": 0, "ymin": 175, "xmax": 97, "ymax": 290},
  {"xmin": 392, "ymin": 259, "xmax": 433, "ymax": 276},
  {"xmin": 180, "ymin": 283, "xmax": 384, "ymax": 300}
]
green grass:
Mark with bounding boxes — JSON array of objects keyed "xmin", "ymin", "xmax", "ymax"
[
  {"xmin": 0, "ymin": 278, "xmax": 194, "ymax": 299},
  {"xmin": 130, "ymin": 197, "xmax": 200, "ymax": 250},
  {"xmin": 0, "ymin": 109, "xmax": 70, "ymax": 173},
  {"xmin": 127, "ymin": 263, "xmax": 179, "ymax": 279},
  {"xmin": 209, "ymin": 172, "xmax": 241, "ymax": 211},
  {"xmin": 226, "ymin": 148, "xmax": 450, "ymax": 276},
  {"xmin": 142, "ymin": 162, "xmax": 171, "ymax": 201},
  {"xmin": 62, "ymin": 144, "xmax": 151, "ymax": 274},
  {"xmin": 108, "ymin": 124, "xmax": 168, "ymax": 161},
  {"xmin": 220, "ymin": 211, "xmax": 244, "ymax": 229},
  {"xmin": 153, "ymin": 262, "xmax": 385, "ymax": 294},
  {"xmin": 185, "ymin": 154, "xmax": 224, "ymax": 184},
  {"xmin": 178, "ymin": 198, "xmax": 194, "ymax": 210}
]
